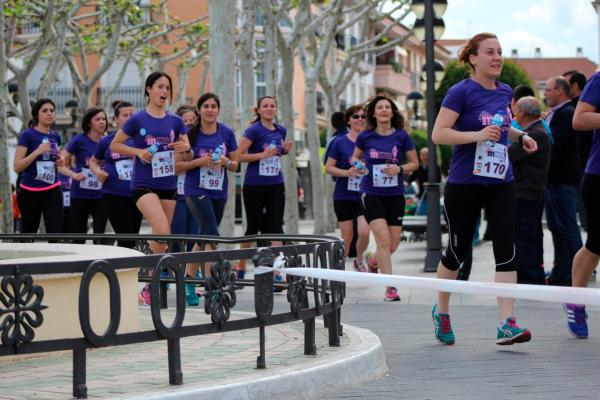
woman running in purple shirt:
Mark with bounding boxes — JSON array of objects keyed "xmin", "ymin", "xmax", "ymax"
[
  {"xmin": 235, "ymin": 96, "xmax": 292, "ymax": 278},
  {"xmin": 351, "ymin": 95, "xmax": 419, "ymax": 302},
  {"xmin": 61, "ymin": 107, "xmax": 109, "ymax": 243},
  {"xmin": 110, "ymin": 72, "xmax": 191, "ymax": 304},
  {"xmin": 13, "ymin": 98, "xmax": 66, "ymax": 234},
  {"xmin": 88, "ymin": 101, "xmax": 142, "ymax": 248},
  {"xmin": 325, "ymin": 104, "xmax": 371, "ymax": 272},
  {"xmin": 564, "ymin": 71, "xmax": 600, "ymax": 338},
  {"xmin": 431, "ymin": 33, "xmax": 538, "ymax": 346}
]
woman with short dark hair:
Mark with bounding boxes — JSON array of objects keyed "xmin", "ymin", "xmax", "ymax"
[{"xmin": 61, "ymin": 107, "xmax": 109, "ymax": 242}]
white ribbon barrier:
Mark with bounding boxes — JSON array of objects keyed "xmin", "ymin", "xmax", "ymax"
[{"xmin": 269, "ymin": 254, "xmax": 600, "ymax": 306}]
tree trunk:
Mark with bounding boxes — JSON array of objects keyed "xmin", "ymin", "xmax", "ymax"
[
  {"xmin": 277, "ymin": 47, "xmax": 299, "ymax": 234},
  {"xmin": 238, "ymin": 0, "xmax": 257, "ymax": 234},
  {"xmin": 0, "ymin": 1, "xmax": 14, "ymax": 233},
  {"xmin": 209, "ymin": 0, "xmax": 237, "ymax": 238},
  {"xmin": 304, "ymin": 79, "xmax": 325, "ymax": 234},
  {"xmin": 324, "ymin": 93, "xmax": 338, "ymax": 233}
]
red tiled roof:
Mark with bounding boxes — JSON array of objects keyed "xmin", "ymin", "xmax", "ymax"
[
  {"xmin": 509, "ymin": 57, "xmax": 598, "ymax": 82},
  {"xmin": 437, "ymin": 39, "xmax": 466, "ymax": 46}
]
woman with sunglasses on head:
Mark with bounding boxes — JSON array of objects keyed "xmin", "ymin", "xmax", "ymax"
[
  {"xmin": 61, "ymin": 107, "xmax": 109, "ymax": 243},
  {"xmin": 351, "ymin": 95, "xmax": 418, "ymax": 302},
  {"xmin": 110, "ymin": 72, "xmax": 191, "ymax": 305},
  {"xmin": 431, "ymin": 33, "xmax": 538, "ymax": 346},
  {"xmin": 235, "ymin": 96, "xmax": 293, "ymax": 279},
  {"xmin": 176, "ymin": 93, "xmax": 239, "ymax": 305},
  {"xmin": 88, "ymin": 101, "xmax": 142, "ymax": 248},
  {"xmin": 13, "ymin": 98, "xmax": 66, "ymax": 234},
  {"xmin": 326, "ymin": 105, "xmax": 371, "ymax": 272}
]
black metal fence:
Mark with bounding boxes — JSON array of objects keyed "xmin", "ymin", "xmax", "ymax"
[{"xmin": 0, "ymin": 233, "xmax": 345, "ymax": 399}]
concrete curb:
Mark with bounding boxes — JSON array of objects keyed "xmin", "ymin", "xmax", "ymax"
[{"xmin": 121, "ymin": 323, "xmax": 388, "ymax": 400}]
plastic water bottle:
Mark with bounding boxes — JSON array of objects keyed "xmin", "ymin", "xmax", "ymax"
[
  {"xmin": 353, "ymin": 160, "xmax": 364, "ymax": 170},
  {"xmin": 212, "ymin": 145, "xmax": 223, "ymax": 162},
  {"xmin": 142, "ymin": 144, "xmax": 158, "ymax": 164},
  {"xmin": 491, "ymin": 113, "xmax": 504, "ymax": 127},
  {"xmin": 269, "ymin": 140, "xmax": 277, "ymax": 150},
  {"xmin": 42, "ymin": 137, "xmax": 50, "ymax": 161}
]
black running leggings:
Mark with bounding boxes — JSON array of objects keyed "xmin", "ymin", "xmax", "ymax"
[
  {"xmin": 441, "ymin": 182, "xmax": 516, "ymax": 272},
  {"xmin": 103, "ymin": 194, "xmax": 143, "ymax": 248},
  {"xmin": 17, "ymin": 186, "xmax": 63, "ymax": 234},
  {"xmin": 70, "ymin": 197, "xmax": 108, "ymax": 244},
  {"xmin": 242, "ymin": 183, "xmax": 285, "ymax": 235}
]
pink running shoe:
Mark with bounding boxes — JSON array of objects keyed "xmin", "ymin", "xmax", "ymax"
[
  {"xmin": 365, "ymin": 252, "xmax": 378, "ymax": 273},
  {"xmin": 353, "ymin": 259, "xmax": 367, "ymax": 272},
  {"xmin": 139, "ymin": 284, "xmax": 151, "ymax": 305},
  {"xmin": 384, "ymin": 286, "xmax": 400, "ymax": 302}
]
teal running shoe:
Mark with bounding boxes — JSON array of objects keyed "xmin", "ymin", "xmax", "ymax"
[
  {"xmin": 496, "ymin": 317, "xmax": 531, "ymax": 345},
  {"xmin": 432, "ymin": 304, "xmax": 455, "ymax": 345},
  {"xmin": 185, "ymin": 282, "xmax": 199, "ymax": 306}
]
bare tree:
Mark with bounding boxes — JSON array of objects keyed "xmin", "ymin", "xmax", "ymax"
[
  {"xmin": 260, "ymin": 0, "xmax": 321, "ymax": 234},
  {"xmin": 0, "ymin": 0, "xmax": 13, "ymax": 233},
  {"xmin": 4, "ymin": 0, "xmax": 73, "ymax": 138},
  {"xmin": 209, "ymin": 0, "xmax": 238, "ymax": 237},
  {"xmin": 297, "ymin": 0, "xmax": 345, "ymax": 234},
  {"xmin": 315, "ymin": 1, "xmax": 413, "ymax": 232}
]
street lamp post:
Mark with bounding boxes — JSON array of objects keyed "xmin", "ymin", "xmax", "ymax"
[{"xmin": 411, "ymin": 0, "xmax": 446, "ymax": 272}]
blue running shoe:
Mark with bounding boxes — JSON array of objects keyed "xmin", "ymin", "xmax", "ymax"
[
  {"xmin": 496, "ymin": 317, "xmax": 531, "ymax": 345},
  {"xmin": 432, "ymin": 304, "xmax": 455, "ymax": 345},
  {"xmin": 564, "ymin": 303, "xmax": 588, "ymax": 338}
]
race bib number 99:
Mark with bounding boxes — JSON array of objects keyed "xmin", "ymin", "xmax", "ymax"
[
  {"xmin": 199, "ymin": 167, "xmax": 224, "ymax": 190},
  {"xmin": 151, "ymin": 150, "xmax": 175, "ymax": 178}
]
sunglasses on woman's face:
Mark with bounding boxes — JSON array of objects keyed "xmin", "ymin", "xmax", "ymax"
[{"xmin": 351, "ymin": 114, "xmax": 365, "ymax": 119}]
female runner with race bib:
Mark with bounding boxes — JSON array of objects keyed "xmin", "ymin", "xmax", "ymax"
[
  {"xmin": 62, "ymin": 107, "xmax": 109, "ymax": 243},
  {"xmin": 89, "ymin": 100, "xmax": 141, "ymax": 248},
  {"xmin": 325, "ymin": 104, "xmax": 371, "ymax": 272},
  {"xmin": 176, "ymin": 93, "xmax": 239, "ymax": 305},
  {"xmin": 235, "ymin": 96, "xmax": 292, "ymax": 279},
  {"xmin": 351, "ymin": 95, "xmax": 418, "ymax": 302},
  {"xmin": 13, "ymin": 98, "xmax": 66, "ymax": 234},
  {"xmin": 110, "ymin": 72, "xmax": 190, "ymax": 305},
  {"xmin": 431, "ymin": 33, "xmax": 537, "ymax": 346}
]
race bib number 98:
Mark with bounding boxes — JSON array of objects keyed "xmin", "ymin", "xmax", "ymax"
[{"xmin": 80, "ymin": 168, "xmax": 102, "ymax": 191}]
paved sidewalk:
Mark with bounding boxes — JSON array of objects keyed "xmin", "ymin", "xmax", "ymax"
[
  {"xmin": 0, "ymin": 308, "xmax": 386, "ymax": 399},
  {"xmin": 3, "ymin": 220, "xmax": 598, "ymax": 399}
]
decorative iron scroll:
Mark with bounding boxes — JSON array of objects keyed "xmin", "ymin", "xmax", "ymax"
[
  {"xmin": 253, "ymin": 248, "xmax": 275, "ymax": 323},
  {"xmin": 0, "ymin": 273, "xmax": 47, "ymax": 348},
  {"xmin": 204, "ymin": 259, "xmax": 237, "ymax": 328},
  {"xmin": 286, "ymin": 252, "xmax": 308, "ymax": 315}
]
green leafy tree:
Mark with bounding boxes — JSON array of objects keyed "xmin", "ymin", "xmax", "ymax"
[{"xmin": 435, "ymin": 59, "xmax": 533, "ymax": 106}]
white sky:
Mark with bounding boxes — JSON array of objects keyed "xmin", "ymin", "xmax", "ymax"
[{"xmin": 440, "ymin": 0, "xmax": 599, "ymax": 62}]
